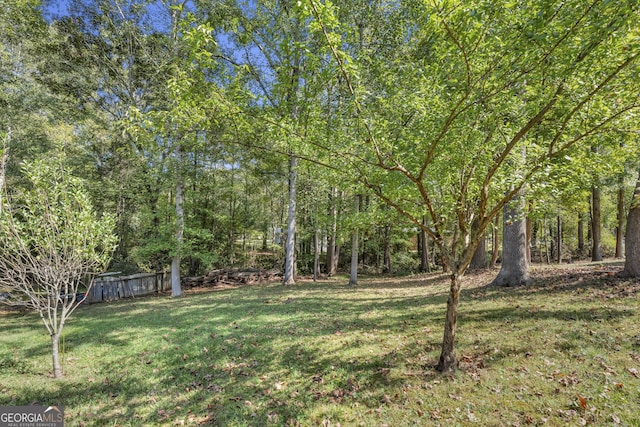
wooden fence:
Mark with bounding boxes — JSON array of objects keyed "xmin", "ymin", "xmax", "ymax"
[{"xmin": 84, "ymin": 271, "xmax": 171, "ymax": 304}]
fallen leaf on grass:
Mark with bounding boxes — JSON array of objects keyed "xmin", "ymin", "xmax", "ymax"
[
  {"xmin": 578, "ymin": 395, "xmax": 587, "ymax": 411},
  {"xmin": 430, "ymin": 409, "xmax": 442, "ymax": 419}
]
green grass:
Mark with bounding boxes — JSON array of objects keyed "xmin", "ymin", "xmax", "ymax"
[{"xmin": 1, "ymin": 263, "xmax": 639, "ymax": 426}]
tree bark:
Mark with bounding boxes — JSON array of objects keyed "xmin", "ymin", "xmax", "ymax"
[
  {"xmin": 470, "ymin": 218, "xmax": 487, "ymax": 269},
  {"xmin": 283, "ymin": 155, "xmax": 297, "ymax": 285},
  {"xmin": 172, "ymin": 143, "xmax": 183, "ymax": 297},
  {"xmin": 383, "ymin": 223, "xmax": 392, "ymax": 274},
  {"xmin": 621, "ymin": 172, "xmax": 640, "ymax": 277},
  {"xmin": 436, "ymin": 272, "xmax": 461, "ymax": 373},
  {"xmin": 313, "ymin": 228, "xmax": 320, "ymax": 281},
  {"xmin": 326, "ymin": 187, "xmax": 338, "ymax": 276},
  {"xmin": 557, "ymin": 215, "xmax": 562, "ymax": 264},
  {"xmin": 51, "ymin": 332, "xmax": 62, "ymax": 379},
  {"xmin": 420, "ymin": 217, "xmax": 431, "ymax": 273},
  {"xmin": 526, "ymin": 216, "xmax": 533, "ymax": 264},
  {"xmin": 578, "ymin": 212, "xmax": 585, "ymax": 256},
  {"xmin": 615, "ymin": 180, "xmax": 625, "ymax": 258},
  {"xmin": 490, "ymin": 193, "xmax": 531, "ymax": 286},
  {"xmin": 490, "ymin": 214, "xmax": 500, "ymax": 268},
  {"xmin": 591, "ymin": 186, "xmax": 603, "ymax": 261},
  {"xmin": 349, "ymin": 195, "xmax": 359, "ymax": 286}
]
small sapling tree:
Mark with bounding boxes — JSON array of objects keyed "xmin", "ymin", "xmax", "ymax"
[{"xmin": 0, "ymin": 149, "xmax": 117, "ymax": 378}]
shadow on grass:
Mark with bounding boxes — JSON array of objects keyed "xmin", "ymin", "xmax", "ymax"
[
  {"xmin": 1, "ymin": 265, "xmax": 637, "ymax": 426},
  {"xmin": 461, "ymin": 263, "xmax": 635, "ymax": 302}
]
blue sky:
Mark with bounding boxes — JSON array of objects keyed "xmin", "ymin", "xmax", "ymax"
[{"xmin": 42, "ymin": 0, "xmax": 71, "ymax": 22}]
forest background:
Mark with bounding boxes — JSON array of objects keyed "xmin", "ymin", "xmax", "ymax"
[{"xmin": 1, "ymin": 0, "xmax": 639, "ymax": 374}]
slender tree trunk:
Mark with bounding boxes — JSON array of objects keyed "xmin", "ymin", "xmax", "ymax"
[
  {"xmin": 420, "ymin": 217, "xmax": 431, "ymax": 273},
  {"xmin": 616, "ymin": 180, "xmax": 625, "ymax": 258},
  {"xmin": 349, "ymin": 195, "xmax": 359, "ymax": 286},
  {"xmin": 557, "ymin": 215, "xmax": 562, "ymax": 264},
  {"xmin": 228, "ymin": 189, "xmax": 236, "ymax": 264},
  {"xmin": 621, "ymin": 172, "xmax": 640, "ymax": 277},
  {"xmin": 587, "ymin": 197, "xmax": 593, "ymax": 248},
  {"xmin": 491, "ymin": 192, "xmax": 531, "ymax": 286},
  {"xmin": 0, "ymin": 130, "xmax": 8, "ymax": 209},
  {"xmin": 172, "ymin": 143, "xmax": 183, "ymax": 297},
  {"xmin": 383, "ymin": 224, "xmax": 392, "ymax": 273},
  {"xmin": 313, "ymin": 228, "xmax": 320, "ymax": 281},
  {"xmin": 578, "ymin": 212, "xmax": 585, "ymax": 256},
  {"xmin": 326, "ymin": 187, "xmax": 338, "ymax": 276},
  {"xmin": 544, "ymin": 218, "xmax": 551, "ymax": 264},
  {"xmin": 591, "ymin": 186, "xmax": 603, "ymax": 261},
  {"xmin": 51, "ymin": 332, "xmax": 62, "ymax": 379},
  {"xmin": 437, "ymin": 271, "xmax": 462, "ymax": 373},
  {"xmin": 526, "ymin": 216, "xmax": 533, "ymax": 264},
  {"xmin": 490, "ymin": 214, "xmax": 500, "ymax": 268},
  {"xmin": 538, "ymin": 221, "xmax": 544, "ymax": 263},
  {"xmin": 284, "ymin": 155, "xmax": 297, "ymax": 285}
]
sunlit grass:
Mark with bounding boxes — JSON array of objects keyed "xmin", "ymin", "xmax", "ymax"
[{"xmin": 1, "ymin": 264, "xmax": 639, "ymax": 426}]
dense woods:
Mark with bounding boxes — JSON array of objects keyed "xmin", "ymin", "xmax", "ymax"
[{"xmin": 1, "ymin": 0, "xmax": 639, "ymax": 373}]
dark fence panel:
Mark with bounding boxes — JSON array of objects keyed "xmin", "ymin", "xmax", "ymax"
[{"xmin": 86, "ymin": 271, "xmax": 169, "ymax": 304}]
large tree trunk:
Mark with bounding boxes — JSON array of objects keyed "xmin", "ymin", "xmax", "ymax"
[
  {"xmin": 591, "ymin": 186, "xmax": 603, "ymax": 261},
  {"xmin": 349, "ymin": 195, "xmax": 359, "ymax": 286},
  {"xmin": 283, "ymin": 155, "xmax": 297, "ymax": 285},
  {"xmin": 491, "ymin": 193, "xmax": 531, "ymax": 286},
  {"xmin": 616, "ymin": 180, "xmax": 625, "ymax": 258},
  {"xmin": 621, "ymin": 173, "xmax": 640, "ymax": 277},
  {"xmin": 172, "ymin": 144, "xmax": 183, "ymax": 297},
  {"xmin": 470, "ymin": 218, "xmax": 487, "ymax": 270},
  {"xmin": 51, "ymin": 332, "xmax": 62, "ymax": 379},
  {"xmin": 436, "ymin": 272, "xmax": 462, "ymax": 373}
]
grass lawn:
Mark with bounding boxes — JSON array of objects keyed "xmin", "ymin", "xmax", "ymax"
[{"xmin": 1, "ymin": 262, "xmax": 639, "ymax": 426}]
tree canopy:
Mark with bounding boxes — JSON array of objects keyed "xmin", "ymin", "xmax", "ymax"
[{"xmin": 3, "ymin": 0, "xmax": 639, "ymax": 373}]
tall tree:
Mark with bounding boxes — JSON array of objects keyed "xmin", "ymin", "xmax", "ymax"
[
  {"xmin": 621, "ymin": 170, "xmax": 640, "ymax": 277},
  {"xmin": 349, "ymin": 194, "xmax": 360, "ymax": 286},
  {"xmin": 591, "ymin": 185, "xmax": 603, "ymax": 261},
  {"xmin": 198, "ymin": 0, "xmax": 326, "ymax": 284},
  {"xmin": 491, "ymin": 192, "xmax": 531, "ymax": 286},
  {"xmin": 615, "ymin": 178, "xmax": 626, "ymax": 258},
  {"xmin": 307, "ymin": 0, "xmax": 640, "ymax": 372},
  {"xmin": 469, "ymin": 218, "xmax": 487, "ymax": 270},
  {"xmin": 326, "ymin": 187, "xmax": 340, "ymax": 276},
  {"xmin": 41, "ymin": 0, "xmax": 184, "ymax": 272}
]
